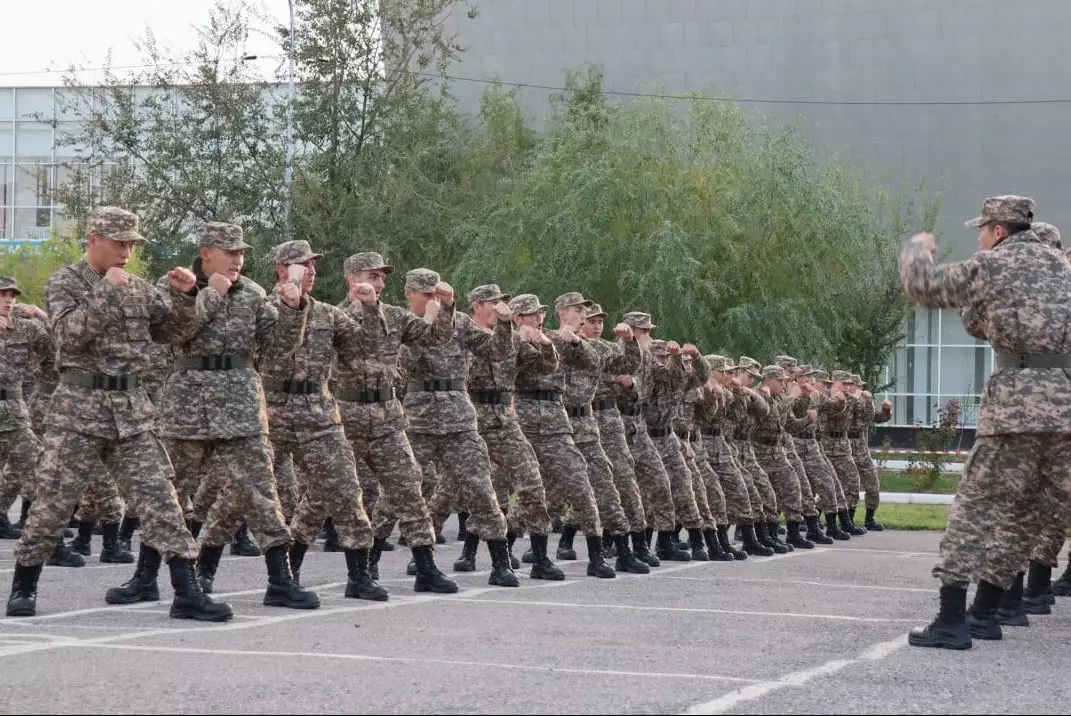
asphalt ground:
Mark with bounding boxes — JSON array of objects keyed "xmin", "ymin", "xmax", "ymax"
[{"xmin": 0, "ymin": 520, "xmax": 1069, "ymax": 715}]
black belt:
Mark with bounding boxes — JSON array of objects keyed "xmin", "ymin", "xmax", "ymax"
[
  {"xmin": 675, "ymin": 429, "xmax": 696, "ymax": 442},
  {"xmin": 567, "ymin": 404, "xmax": 592, "ymax": 418},
  {"xmin": 60, "ymin": 371, "xmax": 139, "ymax": 391},
  {"xmin": 469, "ymin": 390, "xmax": 513, "ymax": 405},
  {"xmin": 517, "ymin": 390, "xmax": 561, "ymax": 402},
  {"xmin": 619, "ymin": 405, "xmax": 643, "ymax": 416},
  {"xmin": 335, "ymin": 387, "xmax": 396, "ymax": 403},
  {"xmin": 409, "ymin": 379, "xmax": 466, "ymax": 392},
  {"xmin": 592, "ymin": 399, "xmax": 617, "ymax": 411},
  {"xmin": 648, "ymin": 426, "xmax": 673, "ymax": 438},
  {"xmin": 996, "ymin": 353, "xmax": 1071, "ymax": 370},
  {"xmin": 798, "ymin": 428, "xmax": 817, "ymax": 440},
  {"xmin": 37, "ymin": 382, "xmax": 57, "ymax": 397},
  {"xmin": 261, "ymin": 378, "xmax": 325, "ymax": 395},
  {"xmin": 732, "ymin": 430, "xmax": 748, "ymax": 441},
  {"xmin": 848, "ymin": 431, "xmax": 863, "ymax": 439},
  {"xmin": 0, "ymin": 387, "xmax": 22, "ymax": 400},
  {"xmin": 701, "ymin": 427, "xmax": 721, "ymax": 438},
  {"xmin": 753, "ymin": 434, "xmax": 781, "ymax": 446},
  {"xmin": 173, "ymin": 355, "xmax": 249, "ymax": 371},
  {"xmin": 825, "ymin": 431, "xmax": 846, "ymax": 439}
]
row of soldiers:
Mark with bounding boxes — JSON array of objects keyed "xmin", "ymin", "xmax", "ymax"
[{"xmin": 0, "ymin": 205, "xmax": 894, "ymax": 621}]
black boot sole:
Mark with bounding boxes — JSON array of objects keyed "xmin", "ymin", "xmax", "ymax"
[
  {"xmin": 6, "ymin": 599, "xmax": 35, "ymax": 617},
  {"xmin": 452, "ymin": 560, "xmax": 477, "ymax": 573},
  {"xmin": 263, "ymin": 586, "xmax": 321, "ymax": 610},
  {"xmin": 908, "ymin": 631, "xmax": 972, "ymax": 650},
  {"xmin": 344, "ymin": 582, "xmax": 390, "ymax": 601},
  {"xmin": 488, "ymin": 570, "xmax": 520, "ymax": 587},
  {"xmin": 169, "ymin": 603, "xmax": 234, "ymax": 622},
  {"xmin": 414, "ymin": 577, "xmax": 460, "ymax": 594},
  {"xmin": 530, "ymin": 565, "xmax": 566, "ymax": 581},
  {"xmin": 105, "ymin": 585, "xmax": 160, "ymax": 605},
  {"xmin": 586, "ymin": 564, "xmax": 616, "ymax": 578},
  {"xmin": 100, "ymin": 551, "xmax": 135, "ymax": 564},
  {"xmin": 996, "ymin": 609, "xmax": 1029, "ymax": 627},
  {"xmin": 615, "ymin": 558, "xmax": 651, "ymax": 574}
]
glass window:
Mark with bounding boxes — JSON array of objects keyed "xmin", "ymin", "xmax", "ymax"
[
  {"xmin": 13, "ymin": 208, "xmax": 52, "ymax": 240},
  {"xmin": 939, "ymin": 308, "xmax": 976, "ymax": 347},
  {"xmin": 14, "ymin": 89, "xmax": 56, "ymax": 121},
  {"xmin": 0, "ymin": 161, "xmax": 12, "ymax": 206},
  {"xmin": 937, "ymin": 346, "xmax": 983, "ymax": 400},
  {"xmin": 14, "ymin": 124, "xmax": 53, "ymax": 158},
  {"xmin": 0, "ymin": 128, "xmax": 12, "ymax": 156},
  {"xmin": 0, "ymin": 206, "xmax": 10, "ymax": 240},
  {"xmin": 0, "ymin": 89, "xmax": 13, "ymax": 121},
  {"xmin": 14, "ymin": 163, "xmax": 53, "ymax": 207}
]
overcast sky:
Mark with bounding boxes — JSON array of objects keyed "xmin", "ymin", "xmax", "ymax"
[{"xmin": 1, "ymin": 0, "xmax": 291, "ymax": 87}]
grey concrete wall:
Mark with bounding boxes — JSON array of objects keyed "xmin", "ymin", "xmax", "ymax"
[{"xmin": 439, "ymin": 0, "xmax": 1071, "ymax": 259}]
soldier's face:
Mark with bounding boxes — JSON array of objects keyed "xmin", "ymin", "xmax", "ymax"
[
  {"xmin": 581, "ymin": 317, "xmax": 604, "ymax": 339},
  {"xmin": 513, "ymin": 312, "xmax": 542, "ymax": 330},
  {"xmin": 558, "ymin": 305, "xmax": 587, "ymax": 329},
  {"xmin": 0, "ymin": 290, "xmax": 15, "ymax": 317},
  {"xmin": 405, "ymin": 288, "xmax": 435, "ymax": 317},
  {"xmin": 978, "ymin": 223, "xmax": 1007, "ymax": 251},
  {"xmin": 202, "ymin": 248, "xmax": 245, "ymax": 282},
  {"xmin": 765, "ymin": 379, "xmax": 783, "ymax": 396},
  {"xmin": 471, "ymin": 299, "xmax": 500, "ymax": 325},
  {"xmin": 88, "ymin": 236, "xmax": 136, "ymax": 270},
  {"xmin": 355, "ymin": 270, "xmax": 388, "ymax": 297}
]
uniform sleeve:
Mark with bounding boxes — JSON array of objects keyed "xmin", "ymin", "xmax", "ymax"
[
  {"xmin": 400, "ymin": 302, "xmax": 456, "ymax": 347},
  {"xmin": 462, "ymin": 314, "xmax": 513, "ymax": 361},
  {"xmin": 900, "ymin": 240, "xmax": 984, "ymax": 309},
  {"xmin": 29, "ymin": 320, "xmax": 55, "ymax": 380},
  {"xmin": 601, "ymin": 337, "xmax": 642, "ymax": 374},
  {"xmin": 518, "ymin": 338, "xmax": 559, "ymax": 376},
  {"xmin": 46, "ymin": 269, "xmax": 117, "ymax": 351},
  {"xmin": 333, "ymin": 302, "xmax": 383, "ymax": 365},
  {"xmin": 257, "ymin": 292, "xmax": 309, "ymax": 359}
]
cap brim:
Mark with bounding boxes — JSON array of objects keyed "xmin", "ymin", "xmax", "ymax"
[
  {"xmin": 587, "ymin": 312, "xmax": 607, "ymax": 319},
  {"xmin": 110, "ymin": 230, "xmax": 148, "ymax": 245},
  {"xmin": 359, "ymin": 264, "xmax": 395, "ymax": 275},
  {"xmin": 965, "ymin": 216, "xmax": 986, "ymax": 228},
  {"xmin": 282, "ymin": 252, "xmax": 324, "ymax": 264}
]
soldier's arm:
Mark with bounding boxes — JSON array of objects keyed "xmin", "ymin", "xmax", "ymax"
[
  {"xmin": 28, "ymin": 319, "xmax": 55, "ymax": 379},
  {"xmin": 960, "ymin": 306, "xmax": 987, "ymax": 340},
  {"xmin": 784, "ymin": 400, "xmax": 814, "ymax": 432},
  {"xmin": 462, "ymin": 313, "xmax": 513, "ymax": 361},
  {"xmin": 899, "ymin": 240, "xmax": 984, "ymax": 309},
  {"xmin": 682, "ymin": 354, "xmax": 711, "ymax": 389},
  {"xmin": 743, "ymin": 388, "xmax": 770, "ymax": 419},
  {"xmin": 400, "ymin": 302, "xmax": 456, "ymax": 347},
  {"xmin": 46, "ymin": 269, "xmax": 118, "ymax": 350},
  {"xmin": 148, "ymin": 281, "xmax": 200, "ymax": 344},
  {"xmin": 652, "ymin": 355, "xmax": 685, "ymax": 392},
  {"xmin": 601, "ymin": 337, "xmax": 642, "ymax": 374},
  {"xmin": 557, "ymin": 334, "xmax": 601, "ymax": 370},
  {"xmin": 257, "ymin": 292, "xmax": 309, "ymax": 359},
  {"xmin": 518, "ymin": 337, "xmax": 559, "ymax": 375},
  {"xmin": 333, "ymin": 303, "xmax": 384, "ymax": 365}
]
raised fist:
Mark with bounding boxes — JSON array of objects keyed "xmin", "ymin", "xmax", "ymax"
[
  {"xmin": 492, "ymin": 301, "xmax": 512, "ymax": 321},
  {"xmin": 278, "ymin": 281, "xmax": 302, "ymax": 309},
  {"xmin": 613, "ymin": 323, "xmax": 633, "ymax": 339},
  {"xmin": 105, "ymin": 267, "xmax": 131, "ymax": 288},
  {"xmin": 208, "ymin": 272, "xmax": 233, "ymax": 296},
  {"xmin": 433, "ymin": 281, "xmax": 455, "ymax": 306},
  {"xmin": 168, "ymin": 267, "xmax": 197, "ymax": 294}
]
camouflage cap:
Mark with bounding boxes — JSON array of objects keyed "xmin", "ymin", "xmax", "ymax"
[
  {"xmin": 1032, "ymin": 222, "xmax": 1062, "ymax": 249},
  {"xmin": 965, "ymin": 195, "xmax": 1035, "ymax": 228},
  {"xmin": 650, "ymin": 339, "xmax": 670, "ymax": 356},
  {"xmin": 849, "ymin": 373, "xmax": 864, "ymax": 385},
  {"xmin": 706, "ymin": 354, "xmax": 734, "ymax": 371},
  {"xmin": 508, "ymin": 293, "xmax": 547, "ymax": 315},
  {"xmin": 268, "ymin": 239, "xmax": 324, "ymax": 266},
  {"xmin": 809, "ymin": 369, "xmax": 832, "ymax": 382},
  {"xmin": 0, "ymin": 276, "xmax": 21, "ymax": 296},
  {"xmin": 831, "ymin": 370, "xmax": 854, "ymax": 383},
  {"xmin": 586, "ymin": 303, "xmax": 608, "ymax": 320},
  {"xmin": 467, "ymin": 284, "xmax": 511, "ymax": 305},
  {"xmin": 762, "ymin": 365, "xmax": 789, "ymax": 381},
  {"xmin": 405, "ymin": 268, "xmax": 441, "ymax": 293},
  {"xmin": 86, "ymin": 206, "xmax": 147, "ymax": 245},
  {"xmin": 795, "ymin": 364, "xmax": 812, "ymax": 378},
  {"xmin": 775, "ymin": 355, "xmax": 797, "ymax": 370},
  {"xmin": 197, "ymin": 222, "xmax": 252, "ymax": 251},
  {"xmin": 622, "ymin": 311, "xmax": 656, "ymax": 330},
  {"xmin": 737, "ymin": 356, "xmax": 762, "ymax": 377},
  {"xmin": 344, "ymin": 251, "xmax": 395, "ymax": 276},
  {"xmin": 554, "ymin": 291, "xmax": 593, "ymax": 314}
]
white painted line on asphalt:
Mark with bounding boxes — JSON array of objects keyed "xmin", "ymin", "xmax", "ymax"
[
  {"xmin": 809, "ymin": 547, "xmax": 939, "ymax": 556},
  {"xmin": 681, "ymin": 634, "xmax": 908, "ymax": 715},
  {"xmin": 656, "ymin": 575, "xmax": 934, "ymax": 593},
  {"xmin": 77, "ymin": 642, "xmax": 763, "ymax": 684}
]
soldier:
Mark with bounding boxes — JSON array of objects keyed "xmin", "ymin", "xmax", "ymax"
[
  {"xmin": 462, "ymin": 284, "xmax": 562, "ymax": 579},
  {"xmin": 848, "ymin": 373, "xmax": 892, "ymax": 531},
  {"xmin": 821, "ymin": 370, "xmax": 869, "ymax": 537},
  {"xmin": 581, "ymin": 305, "xmax": 660, "ymax": 567},
  {"xmin": 509, "ymin": 293, "xmax": 616, "ymax": 578},
  {"xmin": 7, "ymin": 206, "xmax": 229, "ymax": 620},
  {"xmin": 904, "ymin": 194, "xmax": 1071, "ymax": 650},
  {"xmin": 140, "ymin": 222, "xmax": 317, "ymax": 611},
  {"xmin": 795, "ymin": 369, "xmax": 852, "ymax": 540},
  {"xmin": 331, "ymin": 253, "xmax": 456, "ymax": 593}
]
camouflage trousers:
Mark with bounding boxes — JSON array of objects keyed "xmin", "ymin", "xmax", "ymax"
[
  {"xmin": 934, "ymin": 434, "xmax": 1071, "ymax": 590},
  {"xmin": 733, "ymin": 440, "xmax": 780, "ymax": 522},
  {"xmin": 524, "ymin": 431, "xmax": 602, "ymax": 537},
  {"xmin": 274, "ymin": 450, "xmax": 300, "ymax": 522},
  {"xmin": 275, "ymin": 429, "xmax": 373, "ymax": 551},
  {"xmin": 704, "ymin": 433, "xmax": 754, "ymax": 524},
  {"xmin": 623, "ymin": 416, "xmax": 675, "ymax": 532},
  {"xmin": 575, "ymin": 435, "xmax": 630, "ymax": 536},
  {"xmin": 356, "ymin": 460, "xmax": 381, "ymax": 522},
  {"xmin": 850, "ymin": 438, "xmax": 882, "ymax": 510},
  {"xmin": 15, "ymin": 428, "xmax": 197, "ymax": 566},
  {"xmin": 595, "ymin": 409, "xmax": 647, "ymax": 533},
  {"xmin": 793, "ymin": 438, "xmax": 845, "ymax": 513},
  {"xmin": 784, "ymin": 440, "xmax": 820, "ymax": 518},
  {"xmin": 650, "ymin": 430, "xmax": 702, "ymax": 529},
  {"xmin": 682, "ymin": 434, "xmax": 725, "ymax": 528},
  {"xmin": 405, "ymin": 431, "xmax": 507, "ymax": 542},
  {"xmin": 753, "ymin": 443, "xmax": 804, "ymax": 523},
  {"xmin": 822, "ymin": 438, "xmax": 862, "ymax": 512},
  {"xmin": 165, "ymin": 435, "xmax": 291, "ymax": 551},
  {"xmin": 189, "ymin": 446, "xmax": 297, "ymax": 525},
  {"xmin": 0, "ymin": 427, "xmax": 41, "ymax": 509},
  {"xmin": 1031, "ymin": 501, "xmax": 1071, "ymax": 568}
]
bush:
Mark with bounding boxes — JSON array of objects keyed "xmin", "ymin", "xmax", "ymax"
[{"xmin": 911, "ymin": 398, "xmax": 961, "ymax": 491}]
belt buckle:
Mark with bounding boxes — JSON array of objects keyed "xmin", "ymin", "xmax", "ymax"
[{"xmin": 1018, "ymin": 354, "xmax": 1030, "ymax": 369}]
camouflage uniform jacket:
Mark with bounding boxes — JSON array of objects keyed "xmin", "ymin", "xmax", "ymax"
[
  {"xmin": 0, "ymin": 315, "xmax": 54, "ymax": 431},
  {"xmin": 818, "ymin": 391, "xmax": 853, "ymax": 455},
  {"xmin": 260, "ymin": 294, "xmax": 382, "ymax": 443},
  {"xmin": 752, "ymin": 393, "xmax": 810, "ymax": 450},
  {"xmin": 646, "ymin": 355, "xmax": 711, "ymax": 430},
  {"xmin": 568, "ymin": 336, "xmax": 640, "ymax": 443},
  {"xmin": 46, "ymin": 259, "xmax": 198, "ymax": 440},
  {"xmin": 515, "ymin": 329, "xmax": 598, "ymax": 437},
  {"xmin": 591, "ymin": 337, "xmax": 643, "ymax": 403},
  {"xmin": 848, "ymin": 394, "xmax": 891, "ymax": 436},
  {"xmin": 402, "ymin": 312, "xmax": 513, "ymax": 436},
  {"xmin": 468, "ymin": 328, "xmax": 558, "ymax": 433},
  {"xmin": 901, "ymin": 229, "xmax": 1071, "ymax": 435},
  {"xmin": 693, "ymin": 383, "xmax": 727, "ymax": 431},
  {"xmin": 331, "ymin": 299, "xmax": 454, "ymax": 439},
  {"xmin": 156, "ymin": 267, "xmax": 308, "ymax": 441}
]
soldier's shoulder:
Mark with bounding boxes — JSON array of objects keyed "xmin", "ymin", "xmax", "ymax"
[{"xmin": 237, "ymin": 276, "xmax": 268, "ymax": 298}]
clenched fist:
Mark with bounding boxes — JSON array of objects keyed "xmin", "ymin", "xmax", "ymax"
[
  {"xmin": 615, "ymin": 374, "xmax": 634, "ymax": 389},
  {"xmin": 667, "ymin": 341, "xmax": 681, "ymax": 356},
  {"xmin": 278, "ymin": 281, "xmax": 302, "ymax": 309},
  {"xmin": 559, "ymin": 324, "xmax": 582, "ymax": 344},
  {"xmin": 911, "ymin": 232, "xmax": 937, "ymax": 253},
  {"xmin": 759, "ymin": 386, "xmax": 771, "ymax": 398},
  {"xmin": 423, "ymin": 297, "xmax": 442, "ymax": 325},
  {"xmin": 208, "ymin": 273, "xmax": 233, "ymax": 296},
  {"xmin": 105, "ymin": 267, "xmax": 131, "ymax": 288},
  {"xmin": 806, "ymin": 409, "xmax": 817, "ymax": 422},
  {"xmin": 352, "ymin": 281, "xmax": 377, "ymax": 306},
  {"xmin": 433, "ymin": 281, "xmax": 455, "ymax": 306},
  {"xmin": 22, "ymin": 305, "xmax": 47, "ymax": 322},
  {"xmin": 613, "ymin": 323, "xmax": 633, "ymax": 339},
  {"xmin": 168, "ymin": 267, "xmax": 197, "ymax": 294},
  {"xmin": 681, "ymin": 343, "xmax": 699, "ymax": 357},
  {"xmin": 492, "ymin": 301, "xmax": 512, "ymax": 321}
]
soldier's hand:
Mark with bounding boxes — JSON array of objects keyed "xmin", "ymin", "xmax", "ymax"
[
  {"xmin": 862, "ymin": 390, "xmax": 873, "ymax": 400},
  {"xmin": 806, "ymin": 409, "xmax": 818, "ymax": 422},
  {"xmin": 616, "ymin": 374, "xmax": 634, "ymax": 388},
  {"xmin": 667, "ymin": 341, "xmax": 681, "ymax": 356},
  {"xmin": 492, "ymin": 301, "xmax": 512, "ymax": 321},
  {"xmin": 613, "ymin": 323, "xmax": 633, "ymax": 339},
  {"xmin": 559, "ymin": 324, "xmax": 582, "ymax": 344},
  {"xmin": 278, "ymin": 281, "xmax": 302, "ymax": 309},
  {"xmin": 423, "ymin": 297, "xmax": 442, "ymax": 325},
  {"xmin": 352, "ymin": 282, "xmax": 377, "ymax": 306},
  {"xmin": 0, "ymin": 315, "xmax": 9, "ymax": 330},
  {"xmin": 882, "ymin": 399, "xmax": 893, "ymax": 412},
  {"xmin": 786, "ymin": 382, "xmax": 801, "ymax": 398},
  {"xmin": 682, "ymin": 343, "xmax": 699, "ymax": 357},
  {"xmin": 105, "ymin": 267, "xmax": 131, "ymax": 288},
  {"xmin": 167, "ymin": 267, "xmax": 197, "ymax": 294},
  {"xmin": 759, "ymin": 386, "xmax": 771, "ymax": 398},
  {"xmin": 911, "ymin": 232, "xmax": 937, "ymax": 253},
  {"xmin": 23, "ymin": 305, "xmax": 47, "ymax": 322},
  {"xmin": 635, "ymin": 332, "xmax": 653, "ymax": 350},
  {"xmin": 433, "ymin": 281, "xmax": 455, "ymax": 306},
  {"xmin": 208, "ymin": 272, "xmax": 233, "ymax": 296}
]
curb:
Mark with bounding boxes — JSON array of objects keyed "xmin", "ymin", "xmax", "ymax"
[{"xmin": 869, "ymin": 492, "xmax": 954, "ymax": 505}]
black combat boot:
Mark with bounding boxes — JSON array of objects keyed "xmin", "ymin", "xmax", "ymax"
[
  {"xmin": 367, "ymin": 536, "xmax": 385, "ymax": 581},
  {"xmin": 322, "ymin": 518, "xmax": 341, "ymax": 552},
  {"xmin": 687, "ymin": 527, "xmax": 710, "ymax": 561},
  {"xmin": 231, "ymin": 523, "xmax": 261, "ymax": 556},
  {"xmin": 263, "ymin": 544, "xmax": 321, "ymax": 609},
  {"xmin": 1052, "ymin": 560, "xmax": 1071, "ymax": 596},
  {"xmin": 47, "ymin": 541, "xmax": 85, "ymax": 567},
  {"xmin": 521, "ymin": 546, "xmax": 536, "ymax": 564},
  {"xmin": 785, "ymin": 520, "xmax": 815, "ymax": 550},
  {"xmin": 412, "ymin": 545, "xmax": 459, "ymax": 593},
  {"xmin": 805, "ymin": 515, "xmax": 833, "ymax": 545},
  {"xmin": 656, "ymin": 530, "xmax": 692, "ymax": 561},
  {"xmin": 825, "ymin": 512, "xmax": 850, "ymax": 540},
  {"xmin": 529, "ymin": 533, "xmax": 565, "ymax": 581},
  {"xmin": 908, "ymin": 584, "xmax": 971, "ymax": 650},
  {"xmin": 839, "ymin": 509, "xmax": 866, "ymax": 537},
  {"xmin": 556, "ymin": 525, "xmax": 578, "ymax": 560},
  {"xmin": 168, "ymin": 557, "xmax": 234, "ymax": 622},
  {"xmin": 0, "ymin": 513, "xmax": 22, "ymax": 539},
  {"xmin": 106, "ymin": 544, "xmax": 162, "ymax": 604},
  {"xmin": 551, "ymin": 515, "xmax": 564, "ymax": 533},
  {"xmin": 100, "ymin": 521, "xmax": 135, "ymax": 563},
  {"xmin": 756, "ymin": 521, "xmax": 789, "ymax": 554},
  {"xmin": 505, "ymin": 531, "xmax": 521, "ymax": 569},
  {"xmin": 187, "ymin": 518, "xmax": 203, "ymax": 540},
  {"xmin": 13, "ymin": 498, "xmax": 31, "ymax": 532},
  {"xmin": 632, "ymin": 530, "xmax": 660, "ymax": 567},
  {"xmin": 6, "ymin": 562, "xmax": 43, "ymax": 617},
  {"xmin": 486, "ymin": 539, "xmax": 520, "ymax": 587},
  {"xmin": 718, "ymin": 525, "xmax": 748, "ymax": 560},
  {"xmin": 453, "ymin": 532, "xmax": 481, "ymax": 572},
  {"xmin": 289, "ymin": 541, "xmax": 310, "ymax": 584},
  {"xmin": 344, "ymin": 548, "xmax": 389, "ymax": 600},
  {"xmin": 704, "ymin": 529, "xmax": 733, "ymax": 562},
  {"xmin": 602, "ymin": 529, "xmax": 616, "ymax": 560},
  {"xmin": 196, "ymin": 544, "xmax": 225, "ymax": 594},
  {"xmin": 996, "ymin": 572, "xmax": 1029, "ymax": 627},
  {"xmin": 70, "ymin": 520, "xmax": 95, "ymax": 556},
  {"xmin": 1023, "ymin": 561, "xmax": 1053, "ymax": 615},
  {"xmin": 864, "ymin": 507, "xmax": 885, "ymax": 531},
  {"xmin": 614, "ymin": 533, "xmax": 651, "ymax": 573},
  {"xmin": 767, "ymin": 520, "xmax": 794, "ymax": 551},
  {"xmin": 456, "ymin": 511, "xmax": 470, "ymax": 542},
  {"xmin": 742, "ymin": 522, "xmax": 774, "ymax": 556},
  {"xmin": 966, "ymin": 579, "xmax": 1005, "ymax": 640},
  {"xmin": 119, "ymin": 515, "xmax": 138, "ymax": 552},
  {"xmin": 586, "ymin": 534, "xmax": 616, "ymax": 578}
]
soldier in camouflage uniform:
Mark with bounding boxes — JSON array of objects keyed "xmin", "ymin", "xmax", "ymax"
[
  {"xmin": 331, "ymin": 253, "xmax": 456, "ymax": 593},
  {"xmin": 793, "ymin": 369, "xmax": 852, "ymax": 540},
  {"xmin": 847, "ymin": 373, "xmax": 892, "ymax": 531},
  {"xmin": 8, "ymin": 207, "xmax": 229, "ymax": 621},
  {"xmin": 149, "ymin": 222, "xmax": 317, "ymax": 611},
  {"xmin": 509, "ymin": 294, "xmax": 617, "ymax": 578},
  {"xmin": 820, "ymin": 370, "xmax": 869, "ymax": 537},
  {"xmin": 903, "ymin": 194, "xmax": 1071, "ymax": 649},
  {"xmin": 581, "ymin": 305, "xmax": 660, "ymax": 568}
]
